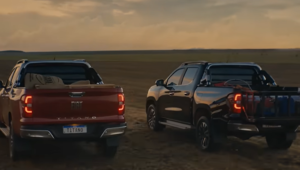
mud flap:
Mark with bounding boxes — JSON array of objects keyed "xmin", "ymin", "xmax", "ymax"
[
  {"xmin": 105, "ymin": 136, "xmax": 121, "ymax": 147},
  {"xmin": 210, "ymin": 119, "xmax": 227, "ymax": 143},
  {"xmin": 286, "ymin": 132, "xmax": 297, "ymax": 141}
]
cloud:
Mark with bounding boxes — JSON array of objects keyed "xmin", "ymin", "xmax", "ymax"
[
  {"xmin": 0, "ymin": 0, "xmax": 300, "ymax": 51},
  {"xmin": 265, "ymin": 6, "xmax": 300, "ymax": 23},
  {"xmin": 112, "ymin": 9, "xmax": 135, "ymax": 16},
  {"xmin": 0, "ymin": 0, "xmax": 101, "ymax": 17}
]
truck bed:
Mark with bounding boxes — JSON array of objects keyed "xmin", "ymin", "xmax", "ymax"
[{"xmin": 240, "ymin": 89, "xmax": 300, "ymax": 121}]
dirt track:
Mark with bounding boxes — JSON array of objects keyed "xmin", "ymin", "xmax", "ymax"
[{"xmin": 1, "ymin": 60, "xmax": 300, "ymax": 170}]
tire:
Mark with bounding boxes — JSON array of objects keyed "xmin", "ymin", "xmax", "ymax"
[
  {"xmin": 0, "ymin": 131, "xmax": 5, "ymax": 138},
  {"xmin": 196, "ymin": 116, "xmax": 219, "ymax": 151},
  {"xmin": 146, "ymin": 104, "xmax": 165, "ymax": 131},
  {"xmin": 0, "ymin": 123, "xmax": 6, "ymax": 138},
  {"xmin": 9, "ymin": 120, "xmax": 20, "ymax": 161},
  {"xmin": 266, "ymin": 134, "xmax": 293, "ymax": 150}
]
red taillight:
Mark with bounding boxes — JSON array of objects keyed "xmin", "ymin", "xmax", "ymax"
[
  {"xmin": 118, "ymin": 94, "xmax": 125, "ymax": 115},
  {"xmin": 233, "ymin": 94, "xmax": 242, "ymax": 113},
  {"xmin": 21, "ymin": 95, "xmax": 33, "ymax": 118}
]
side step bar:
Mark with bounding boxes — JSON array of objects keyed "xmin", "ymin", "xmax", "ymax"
[
  {"xmin": 0, "ymin": 127, "xmax": 9, "ymax": 137},
  {"xmin": 159, "ymin": 120, "xmax": 191, "ymax": 129}
]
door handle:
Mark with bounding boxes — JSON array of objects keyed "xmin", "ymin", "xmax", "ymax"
[
  {"xmin": 184, "ymin": 91, "xmax": 190, "ymax": 96},
  {"xmin": 169, "ymin": 92, "xmax": 174, "ymax": 96}
]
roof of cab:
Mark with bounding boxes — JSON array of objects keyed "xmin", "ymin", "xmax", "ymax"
[
  {"xmin": 179, "ymin": 61, "xmax": 262, "ymax": 70},
  {"xmin": 16, "ymin": 59, "xmax": 91, "ymax": 68}
]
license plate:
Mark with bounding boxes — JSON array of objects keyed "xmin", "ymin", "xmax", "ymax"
[
  {"xmin": 262, "ymin": 125, "xmax": 281, "ymax": 128},
  {"xmin": 63, "ymin": 125, "xmax": 87, "ymax": 134}
]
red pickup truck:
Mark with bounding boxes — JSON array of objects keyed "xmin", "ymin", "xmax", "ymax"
[{"xmin": 0, "ymin": 59, "xmax": 126, "ymax": 161}]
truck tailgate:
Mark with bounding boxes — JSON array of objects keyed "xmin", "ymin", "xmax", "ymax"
[
  {"xmin": 24, "ymin": 88, "xmax": 124, "ymax": 124},
  {"xmin": 240, "ymin": 91, "xmax": 300, "ymax": 124}
]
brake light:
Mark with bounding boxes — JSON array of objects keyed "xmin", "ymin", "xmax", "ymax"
[
  {"xmin": 233, "ymin": 94, "xmax": 242, "ymax": 113},
  {"xmin": 118, "ymin": 94, "xmax": 125, "ymax": 115},
  {"xmin": 21, "ymin": 95, "xmax": 33, "ymax": 118}
]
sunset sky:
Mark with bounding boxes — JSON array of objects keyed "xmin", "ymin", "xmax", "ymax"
[{"xmin": 1, "ymin": 0, "xmax": 300, "ymax": 51}]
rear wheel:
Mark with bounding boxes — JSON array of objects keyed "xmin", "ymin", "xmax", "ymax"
[
  {"xmin": 9, "ymin": 120, "xmax": 20, "ymax": 161},
  {"xmin": 196, "ymin": 116, "xmax": 219, "ymax": 151},
  {"xmin": 146, "ymin": 104, "xmax": 165, "ymax": 131},
  {"xmin": 266, "ymin": 134, "xmax": 293, "ymax": 150},
  {"xmin": 0, "ymin": 123, "xmax": 6, "ymax": 138}
]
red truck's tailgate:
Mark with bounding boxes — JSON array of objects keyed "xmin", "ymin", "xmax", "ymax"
[{"xmin": 23, "ymin": 88, "xmax": 124, "ymax": 124}]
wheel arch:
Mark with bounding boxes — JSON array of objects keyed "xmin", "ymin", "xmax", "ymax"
[
  {"xmin": 146, "ymin": 97, "xmax": 157, "ymax": 113},
  {"xmin": 193, "ymin": 104, "xmax": 212, "ymax": 125}
]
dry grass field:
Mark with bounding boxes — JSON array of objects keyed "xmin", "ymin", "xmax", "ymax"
[{"xmin": 1, "ymin": 51, "xmax": 300, "ymax": 170}]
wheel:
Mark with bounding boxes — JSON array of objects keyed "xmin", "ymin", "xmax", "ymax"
[
  {"xmin": 9, "ymin": 120, "xmax": 20, "ymax": 161},
  {"xmin": 146, "ymin": 104, "xmax": 165, "ymax": 131},
  {"xmin": 0, "ymin": 123, "xmax": 6, "ymax": 138},
  {"xmin": 266, "ymin": 134, "xmax": 293, "ymax": 150},
  {"xmin": 0, "ymin": 131, "xmax": 5, "ymax": 138},
  {"xmin": 196, "ymin": 116, "xmax": 218, "ymax": 151}
]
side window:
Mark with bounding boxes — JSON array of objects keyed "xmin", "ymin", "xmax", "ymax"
[
  {"xmin": 10, "ymin": 67, "xmax": 20, "ymax": 87},
  {"xmin": 182, "ymin": 68, "xmax": 198, "ymax": 85},
  {"xmin": 5, "ymin": 68, "xmax": 17, "ymax": 88},
  {"xmin": 166, "ymin": 69, "xmax": 184, "ymax": 86}
]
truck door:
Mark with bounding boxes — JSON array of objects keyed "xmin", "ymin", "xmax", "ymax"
[
  {"xmin": 158, "ymin": 68, "xmax": 185, "ymax": 120},
  {"xmin": 171, "ymin": 67, "xmax": 200, "ymax": 123},
  {"xmin": 1, "ymin": 67, "xmax": 18, "ymax": 125}
]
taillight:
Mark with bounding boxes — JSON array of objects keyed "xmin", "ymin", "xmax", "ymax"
[
  {"xmin": 21, "ymin": 95, "xmax": 33, "ymax": 118},
  {"xmin": 233, "ymin": 94, "xmax": 242, "ymax": 114},
  {"xmin": 118, "ymin": 94, "xmax": 125, "ymax": 115}
]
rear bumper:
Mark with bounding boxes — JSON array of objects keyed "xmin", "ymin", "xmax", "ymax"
[
  {"xmin": 228, "ymin": 123, "xmax": 259, "ymax": 132},
  {"xmin": 227, "ymin": 120, "xmax": 300, "ymax": 136},
  {"xmin": 20, "ymin": 123, "xmax": 127, "ymax": 139},
  {"xmin": 20, "ymin": 129, "xmax": 55, "ymax": 139}
]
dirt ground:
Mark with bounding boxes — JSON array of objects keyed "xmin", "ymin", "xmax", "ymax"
[{"xmin": 1, "ymin": 60, "xmax": 300, "ymax": 170}]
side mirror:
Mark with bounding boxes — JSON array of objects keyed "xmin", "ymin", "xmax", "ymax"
[
  {"xmin": 199, "ymin": 79, "xmax": 207, "ymax": 86},
  {"xmin": 259, "ymin": 70, "xmax": 276, "ymax": 85},
  {"xmin": 155, "ymin": 79, "xmax": 164, "ymax": 86},
  {"xmin": 0, "ymin": 80, "xmax": 3, "ymax": 89}
]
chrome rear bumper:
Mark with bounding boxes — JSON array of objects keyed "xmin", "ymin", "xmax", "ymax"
[
  {"xmin": 100, "ymin": 126, "xmax": 127, "ymax": 138},
  {"xmin": 20, "ymin": 125, "xmax": 127, "ymax": 139},
  {"xmin": 20, "ymin": 129, "xmax": 55, "ymax": 139},
  {"xmin": 228, "ymin": 123, "xmax": 259, "ymax": 132}
]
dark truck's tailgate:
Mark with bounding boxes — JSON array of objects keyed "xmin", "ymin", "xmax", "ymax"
[{"xmin": 241, "ymin": 90, "xmax": 300, "ymax": 124}]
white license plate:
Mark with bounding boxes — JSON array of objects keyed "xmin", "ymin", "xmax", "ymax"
[{"xmin": 63, "ymin": 125, "xmax": 87, "ymax": 134}]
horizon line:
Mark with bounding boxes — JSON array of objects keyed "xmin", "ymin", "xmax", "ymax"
[{"xmin": 1, "ymin": 48, "xmax": 300, "ymax": 53}]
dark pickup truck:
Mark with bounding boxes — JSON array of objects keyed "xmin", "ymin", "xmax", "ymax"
[
  {"xmin": 146, "ymin": 61, "xmax": 300, "ymax": 151},
  {"xmin": 0, "ymin": 59, "xmax": 126, "ymax": 160}
]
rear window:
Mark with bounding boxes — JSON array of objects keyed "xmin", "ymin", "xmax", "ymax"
[
  {"xmin": 209, "ymin": 66, "xmax": 260, "ymax": 86},
  {"xmin": 23, "ymin": 64, "xmax": 92, "ymax": 85}
]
